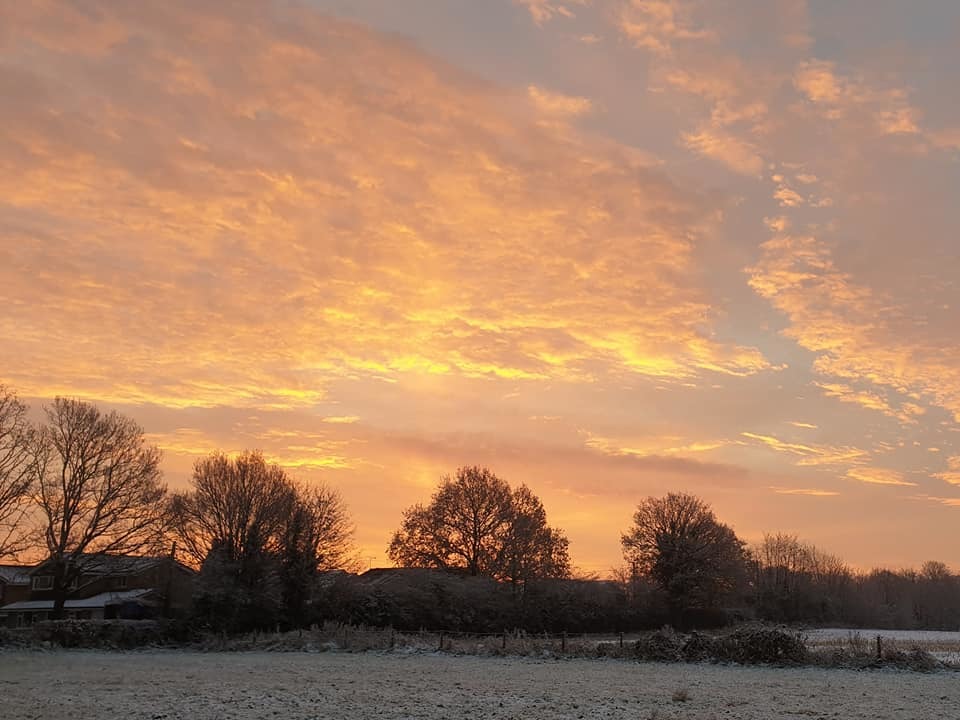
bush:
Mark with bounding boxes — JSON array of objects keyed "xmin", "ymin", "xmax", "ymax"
[
  {"xmin": 24, "ymin": 620, "xmax": 195, "ymax": 649},
  {"xmin": 0, "ymin": 627, "xmax": 30, "ymax": 648},
  {"xmin": 716, "ymin": 626, "xmax": 807, "ymax": 665},
  {"xmin": 681, "ymin": 631, "xmax": 721, "ymax": 661},
  {"xmin": 634, "ymin": 628, "xmax": 683, "ymax": 662}
]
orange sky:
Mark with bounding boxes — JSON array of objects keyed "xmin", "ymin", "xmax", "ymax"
[{"xmin": 4, "ymin": 0, "xmax": 960, "ymax": 575}]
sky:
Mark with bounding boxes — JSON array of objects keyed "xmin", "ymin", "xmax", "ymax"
[{"xmin": 3, "ymin": 0, "xmax": 960, "ymax": 575}]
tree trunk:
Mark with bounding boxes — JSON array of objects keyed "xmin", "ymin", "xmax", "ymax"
[{"xmin": 51, "ymin": 562, "xmax": 67, "ymax": 620}]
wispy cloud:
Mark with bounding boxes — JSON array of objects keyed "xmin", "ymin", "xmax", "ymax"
[
  {"xmin": 846, "ymin": 467, "xmax": 916, "ymax": 487},
  {"xmin": 515, "ymin": 0, "xmax": 589, "ymax": 25},
  {"xmin": 770, "ymin": 486, "xmax": 839, "ymax": 497},
  {"xmin": 742, "ymin": 432, "xmax": 868, "ymax": 468}
]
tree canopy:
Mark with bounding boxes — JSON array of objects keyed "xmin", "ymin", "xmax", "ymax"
[
  {"xmin": 0, "ymin": 385, "xmax": 34, "ymax": 559},
  {"xmin": 621, "ymin": 492, "xmax": 747, "ymax": 618},
  {"xmin": 32, "ymin": 398, "xmax": 169, "ymax": 617},
  {"xmin": 169, "ymin": 450, "xmax": 354, "ymax": 629},
  {"xmin": 388, "ymin": 465, "xmax": 570, "ymax": 585}
]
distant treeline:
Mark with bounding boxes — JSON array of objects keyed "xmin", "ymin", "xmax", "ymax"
[{"xmin": 2, "ymin": 386, "xmax": 959, "ymax": 634}]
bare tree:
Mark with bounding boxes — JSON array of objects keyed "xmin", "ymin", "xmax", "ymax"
[
  {"xmin": 0, "ymin": 385, "xmax": 34, "ymax": 559},
  {"xmin": 622, "ymin": 492, "xmax": 747, "ymax": 624},
  {"xmin": 168, "ymin": 450, "xmax": 296, "ymax": 569},
  {"xmin": 32, "ymin": 398, "xmax": 167, "ymax": 618},
  {"xmin": 278, "ymin": 483, "xmax": 355, "ymax": 625},
  {"xmin": 388, "ymin": 466, "xmax": 570, "ymax": 584},
  {"xmin": 169, "ymin": 450, "xmax": 354, "ymax": 629},
  {"xmin": 286, "ymin": 483, "xmax": 354, "ymax": 572},
  {"xmin": 752, "ymin": 533, "xmax": 851, "ymax": 623},
  {"xmin": 499, "ymin": 484, "xmax": 571, "ymax": 588}
]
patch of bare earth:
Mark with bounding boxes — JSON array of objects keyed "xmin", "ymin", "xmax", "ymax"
[{"xmin": 0, "ymin": 650, "xmax": 956, "ymax": 719}]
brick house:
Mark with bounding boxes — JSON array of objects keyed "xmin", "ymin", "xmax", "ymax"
[{"xmin": 0, "ymin": 554, "xmax": 195, "ymax": 627}]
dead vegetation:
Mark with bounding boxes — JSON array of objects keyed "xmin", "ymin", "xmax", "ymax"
[{"xmin": 0, "ymin": 620, "xmax": 949, "ymax": 672}]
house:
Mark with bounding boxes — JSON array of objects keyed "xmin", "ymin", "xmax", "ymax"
[
  {"xmin": 0, "ymin": 554, "xmax": 195, "ymax": 627},
  {"xmin": 0, "ymin": 564, "xmax": 32, "ymax": 608}
]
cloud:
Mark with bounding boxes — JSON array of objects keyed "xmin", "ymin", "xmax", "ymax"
[
  {"xmin": 770, "ymin": 486, "xmax": 839, "ymax": 497},
  {"xmin": 527, "ymin": 85, "xmax": 594, "ymax": 117},
  {"xmin": 794, "ymin": 59, "xmax": 922, "ymax": 136},
  {"xmin": 682, "ymin": 127, "xmax": 764, "ymax": 176},
  {"xmin": 748, "ymin": 235, "xmax": 960, "ymax": 423},
  {"xmin": 934, "ymin": 456, "xmax": 960, "ymax": 486},
  {"xmin": 846, "ymin": 467, "xmax": 916, "ymax": 487},
  {"xmin": 773, "ymin": 184, "xmax": 804, "ymax": 207},
  {"xmin": 0, "ymin": 0, "xmax": 771, "ymax": 411},
  {"xmin": 515, "ymin": 0, "xmax": 589, "ymax": 25},
  {"xmin": 618, "ymin": 0, "xmax": 712, "ymax": 56},
  {"xmin": 815, "ymin": 382, "xmax": 926, "ymax": 425},
  {"xmin": 741, "ymin": 432, "xmax": 867, "ymax": 468}
]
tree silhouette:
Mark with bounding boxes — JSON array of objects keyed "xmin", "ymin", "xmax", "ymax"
[
  {"xmin": 388, "ymin": 466, "xmax": 570, "ymax": 585},
  {"xmin": 0, "ymin": 386, "xmax": 34, "ymax": 560},
  {"xmin": 32, "ymin": 398, "xmax": 168, "ymax": 618},
  {"xmin": 169, "ymin": 450, "xmax": 353, "ymax": 629},
  {"xmin": 622, "ymin": 492, "xmax": 746, "ymax": 624}
]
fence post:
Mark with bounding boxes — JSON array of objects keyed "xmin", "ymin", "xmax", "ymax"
[
  {"xmin": 439, "ymin": 632, "xmax": 445, "ymax": 652},
  {"xmin": 390, "ymin": 630, "xmax": 395, "ymax": 649},
  {"xmin": 876, "ymin": 635, "xmax": 882, "ymax": 660},
  {"xmin": 502, "ymin": 631, "xmax": 507, "ymax": 650},
  {"xmin": 619, "ymin": 632, "xmax": 624, "ymax": 649},
  {"xmin": 562, "ymin": 631, "xmax": 567, "ymax": 653}
]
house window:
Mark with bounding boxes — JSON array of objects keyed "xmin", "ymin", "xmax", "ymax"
[
  {"xmin": 32, "ymin": 576, "xmax": 53, "ymax": 591},
  {"xmin": 111, "ymin": 576, "xmax": 127, "ymax": 589}
]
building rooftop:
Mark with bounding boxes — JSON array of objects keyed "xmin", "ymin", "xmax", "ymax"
[
  {"xmin": 0, "ymin": 588, "xmax": 154, "ymax": 612},
  {"xmin": 0, "ymin": 565, "xmax": 33, "ymax": 585}
]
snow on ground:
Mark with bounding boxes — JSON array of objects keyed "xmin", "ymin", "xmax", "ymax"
[
  {"xmin": 806, "ymin": 628, "xmax": 960, "ymax": 664},
  {"xmin": 1, "ymin": 650, "xmax": 958, "ymax": 719},
  {"xmin": 806, "ymin": 628, "xmax": 960, "ymax": 644}
]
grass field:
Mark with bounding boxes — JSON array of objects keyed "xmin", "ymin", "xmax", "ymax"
[{"xmin": 1, "ymin": 649, "xmax": 957, "ymax": 719}]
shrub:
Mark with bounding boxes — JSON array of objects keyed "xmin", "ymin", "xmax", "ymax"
[
  {"xmin": 716, "ymin": 626, "xmax": 807, "ymax": 665},
  {"xmin": 634, "ymin": 628, "xmax": 683, "ymax": 662},
  {"xmin": 681, "ymin": 631, "xmax": 721, "ymax": 661}
]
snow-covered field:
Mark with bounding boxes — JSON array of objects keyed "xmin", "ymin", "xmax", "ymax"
[
  {"xmin": 806, "ymin": 628, "xmax": 960, "ymax": 664},
  {"xmin": 1, "ymin": 649, "xmax": 957, "ymax": 719}
]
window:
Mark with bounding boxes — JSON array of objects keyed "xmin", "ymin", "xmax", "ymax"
[
  {"xmin": 111, "ymin": 576, "xmax": 127, "ymax": 590},
  {"xmin": 32, "ymin": 576, "xmax": 53, "ymax": 591}
]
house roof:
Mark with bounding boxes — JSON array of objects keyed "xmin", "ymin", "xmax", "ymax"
[
  {"xmin": 0, "ymin": 588, "xmax": 155, "ymax": 612},
  {"xmin": 31, "ymin": 554, "xmax": 193, "ymax": 576},
  {"xmin": 0, "ymin": 565, "xmax": 32, "ymax": 585}
]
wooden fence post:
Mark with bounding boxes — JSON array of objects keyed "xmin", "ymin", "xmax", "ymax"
[
  {"xmin": 876, "ymin": 635, "xmax": 882, "ymax": 660},
  {"xmin": 562, "ymin": 631, "xmax": 567, "ymax": 653}
]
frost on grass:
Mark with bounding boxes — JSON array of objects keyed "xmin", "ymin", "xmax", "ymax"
[{"xmin": 0, "ymin": 650, "xmax": 958, "ymax": 720}]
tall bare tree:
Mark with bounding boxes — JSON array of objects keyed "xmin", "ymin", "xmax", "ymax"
[
  {"xmin": 0, "ymin": 385, "xmax": 34, "ymax": 559},
  {"xmin": 388, "ymin": 466, "xmax": 570, "ymax": 583},
  {"xmin": 169, "ymin": 450, "xmax": 354, "ymax": 629},
  {"xmin": 622, "ymin": 492, "xmax": 747, "ymax": 624},
  {"xmin": 278, "ymin": 483, "xmax": 354, "ymax": 624},
  {"xmin": 32, "ymin": 398, "xmax": 167, "ymax": 618},
  {"xmin": 168, "ymin": 450, "xmax": 296, "ymax": 569}
]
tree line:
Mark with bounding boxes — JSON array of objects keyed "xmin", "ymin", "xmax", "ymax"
[{"xmin": 3, "ymin": 384, "xmax": 960, "ymax": 632}]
